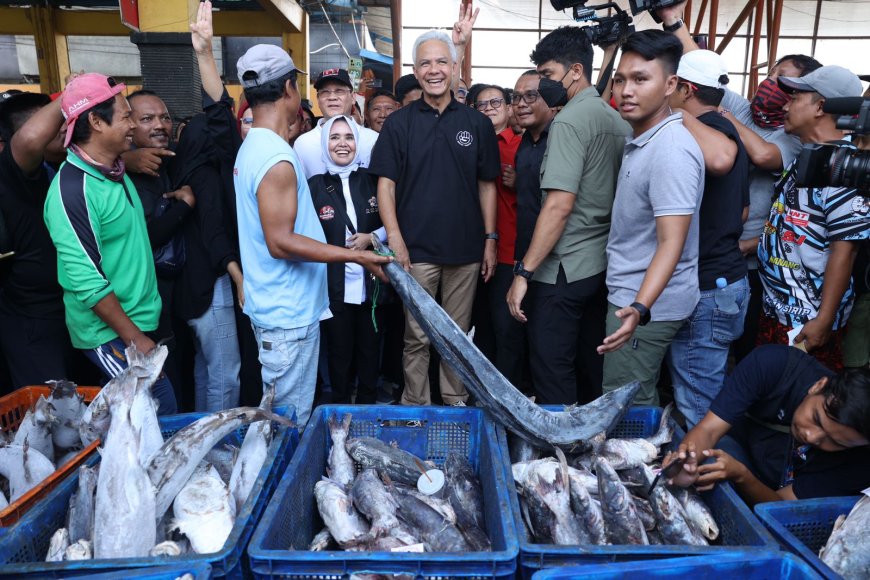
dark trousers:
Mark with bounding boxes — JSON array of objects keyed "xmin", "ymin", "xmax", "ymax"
[
  {"xmin": 322, "ymin": 302, "xmax": 384, "ymax": 404},
  {"xmin": 732, "ymin": 268, "xmax": 763, "ymax": 363},
  {"xmin": 488, "ymin": 263, "xmax": 527, "ymax": 387},
  {"xmin": 0, "ymin": 311, "xmax": 72, "ymax": 394},
  {"xmin": 528, "ymin": 268, "xmax": 606, "ymax": 405}
]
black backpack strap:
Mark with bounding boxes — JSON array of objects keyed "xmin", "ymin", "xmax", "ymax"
[{"xmin": 325, "ymin": 182, "xmax": 357, "ymax": 235}]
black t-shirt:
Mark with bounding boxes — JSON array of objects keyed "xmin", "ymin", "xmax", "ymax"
[
  {"xmin": 0, "ymin": 147, "xmax": 64, "ymax": 318},
  {"xmin": 514, "ymin": 123, "xmax": 550, "ymax": 261},
  {"xmin": 711, "ymin": 344, "xmax": 870, "ymax": 498},
  {"xmin": 368, "ymin": 98, "xmax": 500, "ymax": 265},
  {"xmin": 696, "ymin": 112, "xmax": 750, "ymax": 290}
]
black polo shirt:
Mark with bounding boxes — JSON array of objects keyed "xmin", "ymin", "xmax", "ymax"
[
  {"xmin": 368, "ymin": 97, "xmax": 500, "ymax": 265},
  {"xmin": 696, "ymin": 112, "xmax": 749, "ymax": 290},
  {"xmin": 0, "ymin": 146, "xmax": 64, "ymax": 319},
  {"xmin": 514, "ymin": 121, "xmax": 551, "ymax": 261}
]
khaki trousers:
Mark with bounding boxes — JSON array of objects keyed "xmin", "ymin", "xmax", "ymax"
[{"xmin": 400, "ymin": 262, "xmax": 479, "ymax": 405}]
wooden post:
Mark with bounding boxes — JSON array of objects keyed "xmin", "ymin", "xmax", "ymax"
[
  {"xmin": 749, "ymin": 0, "xmax": 764, "ymax": 97},
  {"xmin": 391, "ymin": 0, "xmax": 402, "ymax": 86},
  {"xmin": 692, "ymin": 0, "xmax": 708, "ymax": 36},
  {"xmin": 715, "ymin": 0, "xmax": 760, "ymax": 54},
  {"xmin": 708, "ymin": 0, "xmax": 719, "ymax": 51},
  {"xmin": 768, "ymin": 0, "xmax": 783, "ymax": 67},
  {"xmin": 30, "ymin": 5, "xmax": 70, "ymax": 94},
  {"xmin": 460, "ymin": 0, "xmax": 472, "ymax": 83}
]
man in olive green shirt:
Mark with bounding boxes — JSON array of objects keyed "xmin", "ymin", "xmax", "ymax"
[{"xmin": 507, "ymin": 27, "xmax": 631, "ymax": 405}]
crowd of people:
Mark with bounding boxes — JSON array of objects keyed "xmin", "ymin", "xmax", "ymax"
[{"xmin": 0, "ymin": 0, "xmax": 868, "ymax": 502}]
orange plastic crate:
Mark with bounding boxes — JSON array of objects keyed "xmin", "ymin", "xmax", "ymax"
[{"xmin": 0, "ymin": 385, "xmax": 101, "ymax": 527}]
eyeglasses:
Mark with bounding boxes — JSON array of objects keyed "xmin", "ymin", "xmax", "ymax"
[
  {"xmin": 318, "ymin": 88, "xmax": 352, "ymax": 98},
  {"xmin": 511, "ymin": 91, "xmax": 541, "ymax": 105},
  {"xmin": 456, "ymin": 88, "xmax": 469, "ymax": 98},
  {"xmin": 475, "ymin": 97, "xmax": 505, "ymax": 111},
  {"xmin": 241, "ymin": 117, "xmax": 254, "ymax": 125}
]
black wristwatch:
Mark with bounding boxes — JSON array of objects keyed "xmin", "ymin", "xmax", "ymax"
[
  {"xmin": 513, "ymin": 261, "xmax": 534, "ymax": 281},
  {"xmin": 485, "ymin": 232, "xmax": 499, "ymax": 240},
  {"xmin": 663, "ymin": 18, "xmax": 684, "ymax": 32},
  {"xmin": 630, "ymin": 301, "xmax": 651, "ymax": 326}
]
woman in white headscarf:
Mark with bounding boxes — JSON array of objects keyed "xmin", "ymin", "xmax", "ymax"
[{"xmin": 308, "ymin": 115, "xmax": 388, "ymax": 404}]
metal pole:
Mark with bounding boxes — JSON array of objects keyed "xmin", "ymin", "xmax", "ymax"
[{"xmin": 390, "ymin": 0, "xmax": 402, "ymax": 86}]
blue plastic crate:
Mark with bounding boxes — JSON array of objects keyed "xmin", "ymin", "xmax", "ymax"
[
  {"xmin": 0, "ymin": 407, "xmax": 299, "ymax": 579},
  {"xmin": 72, "ymin": 562, "xmax": 212, "ymax": 579},
  {"xmin": 755, "ymin": 496, "xmax": 861, "ymax": 580},
  {"xmin": 247, "ymin": 404, "xmax": 520, "ymax": 579},
  {"xmin": 497, "ymin": 405, "xmax": 779, "ymax": 578},
  {"xmin": 530, "ymin": 552, "xmax": 821, "ymax": 579}
]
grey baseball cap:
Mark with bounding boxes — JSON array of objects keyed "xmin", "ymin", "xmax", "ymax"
[
  {"xmin": 237, "ymin": 44, "xmax": 306, "ymax": 89},
  {"xmin": 778, "ymin": 65, "xmax": 863, "ymax": 99}
]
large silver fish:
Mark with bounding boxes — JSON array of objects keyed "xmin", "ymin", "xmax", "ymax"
[
  {"xmin": 639, "ymin": 465, "xmax": 706, "ymax": 546},
  {"xmin": 820, "ymin": 495, "xmax": 870, "ymax": 579},
  {"xmin": 595, "ymin": 458, "xmax": 648, "ymax": 545},
  {"xmin": 172, "ymin": 463, "xmax": 236, "ymax": 554},
  {"xmin": 346, "ymin": 437, "xmax": 431, "ymax": 486},
  {"xmin": 93, "ymin": 357, "xmax": 157, "ymax": 559},
  {"xmin": 0, "ymin": 442, "xmax": 55, "ymax": 501},
  {"xmin": 350, "ymin": 468, "xmax": 401, "ymax": 537},
  {"xmin": 229, "ymin": 385, "xmax": 276, "ymax": 512},
  {"xmin": 314, "ymin": 478, "xmax": 371, "ymax": 549},
  {"xmin": 67, "ymin": 464, "xmax": 98, "ymax": 544},
  {"xmin": 326, "ymin": 413, "xmax": 355, "ymax": 488},
  {"xmin": 671, "ymin": 486, "xmax": 719, "ymax": 541},
  {"xmin": 13, "ymin": 395, "xmax": 56, "ymax": 463},
  {"xmin": 371, "ymin": 235, "xmax": 640, "ymax": 450},
  {"xmin": 395, "ymin": 489, "xmax": 471, "ymax": 552},
  {"xmin": 45, "ymin": 528, "xmax": 69, "ymax": 562},
  {"xmin": 568, "ymin": 474, "xmax": 606, "ymax": 545},
  {"xmin": 47, "ymin": 380, "xmax": 86, "ymax": 451},
  {"xmin": 63, "ymin": 539, "xmax": 92, "ymax": 561},
  {"xmin": 148, "ymin": 406, "xmax": 290, "ymax": 520}
]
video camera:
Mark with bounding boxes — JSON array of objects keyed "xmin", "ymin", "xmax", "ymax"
[
  {"xmin": 550, "ymin": 0, "xmax": 634, "ymax": 46},
  {"xmin": 551, "ymin": 0, "xmax": 684, "ymax": 23},
  {"xmin": 794, "ymin": 97, "xmax": 870, "ymax": 191}
]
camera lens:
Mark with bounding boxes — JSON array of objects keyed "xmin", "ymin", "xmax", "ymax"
[{"xmin": 830, "ymin": 147, "xmax": 870, "ymax": 190}]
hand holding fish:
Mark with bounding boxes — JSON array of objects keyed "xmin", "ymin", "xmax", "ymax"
[{"xmin": 695, "ymin": 448, "xmax": 748, "ymax": 492}]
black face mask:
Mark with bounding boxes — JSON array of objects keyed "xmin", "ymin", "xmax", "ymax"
[{"xmin": 538, "ymin": 77, "xmax": 568, "ymax": 108}]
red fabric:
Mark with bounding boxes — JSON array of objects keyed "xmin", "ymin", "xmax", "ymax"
[
  {"xmin": 756, "ymin": 314, "xmax": 844, "ymax": 371},
  {"xmin": 495, "ymin": 128, "xmax": 522, "ymax": 265}
]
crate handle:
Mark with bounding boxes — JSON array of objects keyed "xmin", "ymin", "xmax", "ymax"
[{"xmin": 378, "ymin": 419, "xmax": 428, "ymax": 428}]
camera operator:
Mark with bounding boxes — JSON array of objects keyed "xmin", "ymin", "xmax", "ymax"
[
  {"xmin": 657, "ymin": 0, "xmax": 823, "ymax": 360},
  {"xmin": 756, "ymin": 66, "xmax": 868, "ymax": 370}
]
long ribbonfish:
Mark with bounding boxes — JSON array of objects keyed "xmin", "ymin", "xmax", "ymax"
[
  {"xmin": 229, "ymin": 384, "xmax": 276, "ymax": 513},
  {"xmin": 326, "ymin": 413, "xmax": 355, "ymax": 489},
  {"xmin": 819, "ymin": 494, "xmax": 870, "ymax": 579},
  {"xmin": 172, "ymin": 463, "xmax": 236, "ymax": 554}
]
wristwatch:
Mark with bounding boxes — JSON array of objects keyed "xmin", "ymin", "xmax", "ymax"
[
  {"xmin": 630, "ymin": 302, "xmax": 651, "ymax": 326},
  {"xmin": 513, "ymin": 261, "xmax": 534, "ymax": 281},
  {"xmin": 485, "ymin": 232, "xmax": 499, "ymax": 240},
  {"xmin": 663, "ymin": 18, "xmax": 684, "ymax": 32}
]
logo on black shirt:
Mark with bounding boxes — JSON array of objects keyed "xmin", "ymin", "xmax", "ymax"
[
  {"xmin": 456, "ymin": 131, "xmax": 473, "ymax": 147},
  {"xmin": 319, "ymin": 206, "xmax": 335, "ymax": 221}
]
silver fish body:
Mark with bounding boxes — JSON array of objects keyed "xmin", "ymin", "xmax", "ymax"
[
  {"xmin": 351, "ymin": 468, "xmax": 401, "ymax": 537},
  {"xmin": 47, "ymin": 380, "xmax": 86, "ymax": 450},
  {"xmin": 568, "ymin": 476, "xmax": 607, "ymax": 545},
  {"xmin": 395, "ymin": 490, "xmax": 471, "ymax": 552},
  {"xmin": 150, "ymin": 539, "xmax": 189, "ymax": 557},
  {"xmin": 45, "ymin": 528, "xmax": 69, "ymax": 562},
  {"xmin": 230, "ymin": 386, "xmax": 276, "ymax": 512},
  {"xmin": 13, "ymin": 395, "xmax": 55, "ymax": 463},
  {"xmin": 0, "ymin": 443, "xmax": 55, "ymax": 501},
  {"xmin": 445, "ymin": 452, "xmax": 485, "ymax": 530},
  {"xmin": 513, "ymin": 459, "xmax": 598, "ymax": 497},
  {"xmin": 632, "ymin": 495, "xmax": 657, "ymax": 531},
  {"xmin": 672, "ymin": 487, "xmax": 719, "ymax": 541},
  {"xmin": 645, "ymin": 403, "xmax": 674, "ymax": 449},
  {"xmin": 532, "ymin": 472, "xmax": 588, "ymax": 545},
  {"xmin": 326, "ymin": 413, "xmax": 354, "ymax": 488},
  {"xmin": 205, "ymin": 444, "xmax": 238, "ymax": 485},
  {"xmin": 63, "ymin": 539, "xmax": 92, "ymax": 560},
  {"xmin": 509, "ymin": 432, "xmax": 540, "ymax": 464},
  {"xmin": 172, "ymin": 463, "xmax": 236, "ymax": 554},
  {"xmin": 308, "ymin": 527, "xmax": 336, "ymax": 551},
  {"xmin": 315, "ymin": 479, "xmax": 371, "ymax": 548},
  {"xmin": 400, "ymin": 487, "xmax": 457, "ymax": 524},
  {"xmin": 595, "ymin": 458, "xmax": 648, "ymax": 545},
  {"xmin": 67, "ymin": 465, "xmax": 98, "ymax": 544},
  {"xmin": 345, "ymin": 437, "xmax": 429, "ymax": 486},
  {"xmin": 0, "ymin": 489, "xmax": 7, "ymax": 509},
  {"xmin": 819, "ymin": 495, "xmax": 870, "ymax": 579},
  {"xmin": 597, "ymin": 438, "xmax": 658, "ymax": 470},
  {"xmin": 649, "ymin": 485, "xmax": 707, "ymax": 546}
]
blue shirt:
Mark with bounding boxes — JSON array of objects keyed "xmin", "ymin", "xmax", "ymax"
[{"xmin": 234, "ymin": 128, "xmax": 327, "ymax": 330}]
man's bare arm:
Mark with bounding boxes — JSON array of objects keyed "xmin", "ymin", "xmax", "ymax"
[
  {"xmin": 377, "ymin": 176, "xmax": 410, "ymax": 271},
  {"xmin": 679, "ymin": 112, "xmax": 738, "ymax": 176},
  {"xmin": 190, "ymin": 1, "xmax": 224, "ymax": 103},
  {"xmin": 92, "ymin": 293, "xmax": 155, "ymax": 353},
  {"xmin": 10, "ymin": 99, "xmax": 64, "ymax": 174}
]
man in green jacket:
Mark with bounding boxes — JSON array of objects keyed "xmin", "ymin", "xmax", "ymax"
[{"xmin": 44, "ymin": 73, "xmax": 177, "ymax": 414}]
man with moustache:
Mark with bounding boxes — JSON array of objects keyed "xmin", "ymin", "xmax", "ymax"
[
  {"xmin": 599, "ymin": 30, "xmax": 705, "ymax": 407},
  {"xmin": 370, "ymin": 29, "xmax": 499, "ymax": 406},
  {"xmin": 44, "ymin": 74, "xmax": 177, "ymax": 413}
]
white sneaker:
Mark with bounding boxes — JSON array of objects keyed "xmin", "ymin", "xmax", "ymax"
[{"xmin": 450, "ymin": 400, "xmax": 467, "ymax": 407}]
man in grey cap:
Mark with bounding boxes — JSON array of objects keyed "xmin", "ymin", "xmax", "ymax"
[
  {"xmin": 232, "ymin": 43, "xmax": 391, "ymax": 424},
  {"xmin": 756, "ymin": 65, "xmax": 869, "ymax": 370}
]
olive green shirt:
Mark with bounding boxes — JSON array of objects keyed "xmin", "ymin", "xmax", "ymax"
[{"xmin": 536, "ymin": 86, "xmax": 631, "ymax": 284}]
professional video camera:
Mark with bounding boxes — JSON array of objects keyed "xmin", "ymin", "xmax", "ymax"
[
  {"xmin": 550, "ymin": 0, "xmax": 634, "ymax": 46},
  {"xmin": 551, "ymin": 0, "xmax": 683, "ymax": 22},
  {"xmin": 794, "ymin": 97, "xmax": 870, "ymax": 191}
]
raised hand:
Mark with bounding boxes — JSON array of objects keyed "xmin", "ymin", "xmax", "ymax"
[
  {"xmin": 452, "ymin": 2, "xmax": 479, "ymax": 49},
  {"xmin": 190, "ymin": 0, "xmax": 214, "ymax": 55}
]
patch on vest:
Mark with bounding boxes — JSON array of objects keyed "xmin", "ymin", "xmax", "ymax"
[
  {"xmin": 456, "ymin": 130, "xmax": 473, "ymax": 147},
  {"xmin": 319, "ymin": 205, "xmax": 335, "ymax": 221}
]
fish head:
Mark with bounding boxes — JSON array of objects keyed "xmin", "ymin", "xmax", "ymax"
[
  {"xmin": 34, "ymin": 396, "xmax": 58, "ymax": 425},
  {"xmin": 47, "ymin": 379, "xmax": 79, "ymax": 400}
]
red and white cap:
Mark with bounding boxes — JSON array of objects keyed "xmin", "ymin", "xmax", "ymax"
[{"xmin": 60, "ymin": 73, "xmax": 126, "ymax": 148}]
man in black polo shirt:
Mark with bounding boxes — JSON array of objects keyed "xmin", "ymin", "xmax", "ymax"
[
  {"xmin": 370, "ymin": 29, "xmax": 500, "ymax": 406},
  {"xmin": 668, "ymin": 344, "xmax": 870, "ymax": 505},
  {"xmin": 0, "ymin": 91, "xmax": 71, "ymax": 393}
]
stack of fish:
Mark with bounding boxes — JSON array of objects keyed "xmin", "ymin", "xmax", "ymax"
[
  {"xmin": 511, "ymin": 404, "xmax": 719, "ymax": 547},
  {"xmin": 310, "ymin": 413, "xmax": 491, "ymax": 554},
  {"xmin": 0, "ymin": 380, "xmax": 91, "ymax": 508},
  {"xmin": 40, "ymin": 344, "xmax": 291, "ymax": 562},
  {"xmin": 819, "ymin": 494, "xmax": 870, "ymax": 579}
]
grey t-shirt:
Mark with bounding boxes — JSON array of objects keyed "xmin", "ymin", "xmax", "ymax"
[
  {"xmin": 721, "ymin": 89, "xmax": 802, "ymax": 270},
  {"xmin": 606, "ymin": 113, "xmax": 705, "ymax": 322}
]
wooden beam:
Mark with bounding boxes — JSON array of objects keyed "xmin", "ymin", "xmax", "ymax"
[
  {"xmin": 138, "ymin": 0, "xmax": 199, "ymax": 33},
  {"xmin": 715, "ymin": 0, "xmax": 760, "ymax": 54},
  {"xmin": 0, "ymin": 7, "xmax": 32, "ymax": 35},
  {"xmin": 692, "ymin": 0, "xmax": 708, "ymax": 36},
  {"xmin": 254, "ymin": 0, "xmax": 303, "ymax": 33},
  {"xmin": 461, "ymin": 0, "xmax": 472, "ymax": 83},
  {"xmin": 46, "ymin": 9, "xmax": 287, "ymax": 37},
  {"xmin": 769, "ymin": 0, "xmax": 783, "ymax": 67},
  {"xmin": 30, "ymin": 6, "xmax": 70, "ymax": 94},
  {"xmin": 708, "ymin": 0, "xmax": 719, "ymax": 50},
  {"xmin": 391, "ymin": 0, "xmax": 402, "ymax": 86},
  {"xmin": 282, "ymin": 11, "xmax": 309, "ymax": 99},
  {"xmin": 749, "ymin": 0, "xmax": 764, "ymax": 97},
  {"xmin": 684, "ymin": 0, "xmax": 692, "ymax": 31}
]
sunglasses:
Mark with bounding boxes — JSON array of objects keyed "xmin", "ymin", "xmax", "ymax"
[
  {"xmin": 510, "ymin": 91, "xmax": 540, "ymax": 105},
  {"xmin": 475, "ymin": 97, "xmax": 505, "ymax": 111}
]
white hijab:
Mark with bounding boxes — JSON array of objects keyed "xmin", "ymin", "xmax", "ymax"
[{"xmin": 320, "ymin": 115, "xmax": 361, "ymax": 179}]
